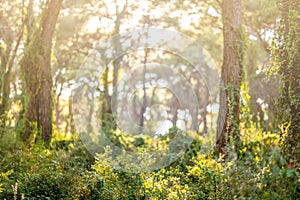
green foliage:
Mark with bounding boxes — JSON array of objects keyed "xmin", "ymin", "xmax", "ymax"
[
  {"xmin": 187, "ymin": 155, "xmax": 231, "ymax": 199},
  {"xmin": 0, "ymin": 170, "xmax": 13, "ymax": 194},
  {"xmin": 1, "ymin": 125, "xmax": 299, "ymax": 199},
  {"xmin": 225, "ymin": 130, "xmax": 300, "ymax": 199},
  {"xmin": 0, "ymin": 130, "xmax": 93, "ymax": 199},
  {"xmin": 18, "ymin": 170, "xmax": 71, "ymax": 199}
]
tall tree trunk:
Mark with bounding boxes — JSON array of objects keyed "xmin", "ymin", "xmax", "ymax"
[
  {"xmin": 39, "ymin": 0, "xmax": 62, "ymax": 144},
  {"xmin": 276, "ymin": 0, "xmax": 300, "ymax": 168},
  {"xmin": 216, "ymin": 0, "xmax": 243, "ymax": 155},
  {"xmin": 21, "ymin": 0, "xmax": 62, "ymax": 145}
]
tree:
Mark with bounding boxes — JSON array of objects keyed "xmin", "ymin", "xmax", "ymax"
[
  {"xmin": 275, "ymin": 0, "xmax": 300, "ymax": 168},
  {"xmin": 53, "ymin": 0, "xmax": 98, "ymax": 134},
  {"xmin": 0, "ymin": 0, "xmax": 24, "ymax": 135},
  {"xmin": 216, "ymin": 0, "xmax": 243, "ymax": 155},
  {"xmin": 97, "ymin": 0, "xmax": 130, "ymax": 134},
  {"xmin": 244, "ymin": 0, "xmax": 279, "ymax": 131},
  {"xmin": 20, "ymin": 0, "xmax": 62, "ymax": 145}
]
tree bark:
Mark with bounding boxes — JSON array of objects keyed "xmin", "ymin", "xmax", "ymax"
[
  {"xmin": 277, "ymin": 0, "xmax": 300, "ymax": 168},
  {"xmin": 216, "ymin": 0, "xmax": 243, "ymax": 155},
  {"xmin": 38, "ymin": 0, "xmax": 62, "ymax": 145},
  {"xmin": 21, "ymin": 0, "xmax": 62, "ymax": 145}
]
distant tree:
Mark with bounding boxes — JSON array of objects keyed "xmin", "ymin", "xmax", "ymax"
[
  {"xmin": 99, "ymin": 0, "xmax": 129, "ymax": 134},
  {"xmin": 0, "ymin": 0, "xmax": 24, "ymax": 135},
  {"xmin": 244, "ymin": 0, "xmax": 279, "ymax": 131},
  {"xmin": 216, "ymin": 0, "xmax": 243, "ymax": 155}
]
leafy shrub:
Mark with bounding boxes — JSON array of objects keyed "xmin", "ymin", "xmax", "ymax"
[
  {"xmin": 0, "ymin": 170, "xmax": 13, "ymax": 194},
  {"xmin": 18, "ymin": 170, "xmax": 71, "ymax": 199},
  {"xmin": 225, "ymin": 132, "xmax": 300, "ymax": 199},
  {"xmin": 1, "ymin": 124, "xmax": 299, "ymax": 199},
  {"xmin": 187, "ymin": 155, "xmax": 232, "ymax": 200}
]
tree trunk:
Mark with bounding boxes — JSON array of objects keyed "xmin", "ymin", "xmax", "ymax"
[
  {"xmin": 171, "ymin": 95, "xmax": 179, "ymax": 125},
  {"xmin": 276, "ymin": 0, "xmax": 300, "ymax": 168},
  {"xmin": 193, "ymin": 72, "xmax": 200, "ymax": 133},
  {"xmin": 0, "ymin": 33, "xmax": 23, "ymax": 131},
  {"xmin": 139, "ymin": 49, "xmax": 148, "ymax": 133},
  {"xmin": 216, "ymin": 0, "xmax": 243, "ymax": 155},
  {"xmin": 68, "ymin": 96, "xmax": 76, "ymax": 134},
  {"xmin": 39, "ymin": 0, "xmax": 62, "ymax": 145},
  {"xmin": 202, "ymin": 85, "xmax": 209, "ymax": 134},
  {"xmin": 101, "ymin": 67, "xmax": 113, "ymax": 133},
  {"xmin": 21, "ymin": 0, "xmax": 62, "ymax": 145},
  {"xmin": 55, "ymin": 84, "xmax": 62, "ymax": 130}
]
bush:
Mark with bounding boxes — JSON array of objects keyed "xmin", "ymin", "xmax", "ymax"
[
  {"xmin": 18, "ymin": 170, "xmax": 71, "ymax": 199},
  {"xmin": 1, "ymin": 126, "xmax": 299, "ymax": 199},
  {"xmin": 224, "ymin": 132, "xmax": 300, "ymax": 199}
]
